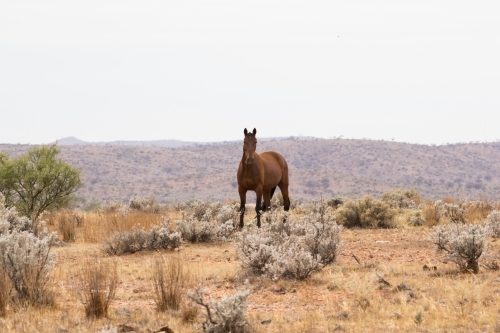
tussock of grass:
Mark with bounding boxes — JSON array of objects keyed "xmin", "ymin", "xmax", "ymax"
[
  {"xmin": 151, "ymin": 255, "xmax": 190, "ymax": 312},
  {"xmin": 0, "ymin": 271, "xmax": 8, "ymax": 317},
  {"xmin": 74, "ymin": 259, "xmax": 118, "ymax": 319}
]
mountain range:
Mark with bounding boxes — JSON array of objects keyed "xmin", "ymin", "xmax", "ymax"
[{"xmin": 2, "ymin": 137, "xmax": 500, "ymax": 207}]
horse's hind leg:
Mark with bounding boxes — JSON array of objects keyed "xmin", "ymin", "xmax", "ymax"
[
  {"xmin": 280, "ymin": 186, "xmax": 290, "ymax": 212},
  {"xmin": 261, "ymin": 186, "xmax": 276, "ymax": 212},
  {"xmin": 270, "ymin": 186, "xmax": 277, "ymax": 200},
  {"xmin": 262, "ymin": 189, "xmax": 272, "ymax": 213},
  {"xmin": 279, "ymin": 184, "xmax": 290, "ymax": 223}
]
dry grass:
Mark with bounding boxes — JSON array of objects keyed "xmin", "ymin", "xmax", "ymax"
[
  {"xmin": 74, "ymin": 259, "xmax": 118, "ymax": 319},
  {"xmin": 57, "ymin": 211, "xmax": 77, "ymax": 243},
  {"xmin": 46, "ymin": 210, "xmax": 183, "ymax": 243},
  {"xmin": 463, "ymin": 200, "xmax": 499, "ymax": 223},
  {"xmin": 0, "ymin": 271, "xmax": 8, "ymax": 317},
  {"xmin": 422, "ymin": 199, "xmax": 441, "ymax": 226},
  {"xmin": 1, "ymin": 208, "xmax": 500, "ymax": 332},
  {"xmin": 151, "ymin": 255, "xmax": 190, "ymax": 312}
]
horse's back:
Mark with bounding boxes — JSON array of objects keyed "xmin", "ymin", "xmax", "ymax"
[
  {"xmin": 259, "ymin": 151, "xmax": 288, "ymax": 186},
  {"xmin": 260, "ymin": 151, "xmax": 287, "ymax": 168}
]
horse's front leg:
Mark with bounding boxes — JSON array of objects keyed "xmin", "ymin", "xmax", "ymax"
[
  {"xmin": 255, "ymin": 187, "xmax": 263, "ymax": 228},
  {"xmin": 238, "ymin": 187, "xmax": 247, "ymax": 228}
]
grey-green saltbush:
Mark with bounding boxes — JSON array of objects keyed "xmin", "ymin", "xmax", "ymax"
[
  {"xmin": 175, "ymin": 218, "xmax": 234, "ymax": 243},
  {"xmin": 0, "ymin": 194, "xmax": 34, "ymax": 234},
  {"xmin": 174, "ymin": 201, "xmax": 238, "ymax": 243},
  {"xmin": 0, "ymin": 194, "xmax": 56, "ymax": 306},
  {"xmin": 443, "ymin": 203, "xmax": 466, "ymax": 223},
  {"xmin": 188, "ymin": 282, "xmax": 250, "ymax": 333},
  {"xmin": 430, "ymin": 223, "xmax": 489, "ymax": 273},
  {"xmin": 103, "ymin": 219, "xmax": 181, "ymax": 255},
  {"xmin": 484, "ymin": 210, "xmax": 500, "ymax": 238},
  {"xmin": 129, "ymin": 197, "xmax": 162, "ymax": 213},
  {"xmin": 237, "ymin": 207, "xmax": 342, "ymax": 280},
  {"xmin": 184, "ymin": 200, "xmax": 239, "ymax": 224}
]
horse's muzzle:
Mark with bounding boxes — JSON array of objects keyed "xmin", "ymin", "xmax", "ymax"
[{"xmin": 245, "ymin": 157, "xmax": 255, "ymax": 165}]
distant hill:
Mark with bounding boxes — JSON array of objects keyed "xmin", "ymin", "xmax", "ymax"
[
  {"xmin": 2, "ymin": 138, "xmax": 500, "ymax": 206},
  {"xmin": 56, "ymin": 136, "xmax": 197, "ymax": 148},
  {"xmin": 54, "ymin": 136, "xmax": 312, "ymax": 148},
  {"xmin": 57, "ymin": 137, "xmax": 88, "ymax": 146}
]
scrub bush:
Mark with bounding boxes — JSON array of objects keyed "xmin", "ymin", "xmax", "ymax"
[{"xmin": 431, "ymin": 224, "xmax": 489, "ymax": 273}]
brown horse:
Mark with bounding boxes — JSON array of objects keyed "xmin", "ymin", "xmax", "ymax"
[{"xmin": 237, "ymin": 128, "xmax": 290, "ymax": 228}]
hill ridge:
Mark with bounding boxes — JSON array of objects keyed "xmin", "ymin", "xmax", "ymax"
[{"xmin": 2, "ymin": 138, "xmax": 500, "ymax": 205}]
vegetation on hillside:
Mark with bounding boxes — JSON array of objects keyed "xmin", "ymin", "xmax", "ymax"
[{"xmin": 2, "ymin": 139, "xmax": 500, "ymax": 204}]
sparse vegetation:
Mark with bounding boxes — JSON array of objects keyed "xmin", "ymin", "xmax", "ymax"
[
  {"xmin": 1, "ymin": 186, "xmax": 500, "ymax": 331},
  {"xmin": 4, "ymin": 139, "xmax": 500, "ymax": 204}
]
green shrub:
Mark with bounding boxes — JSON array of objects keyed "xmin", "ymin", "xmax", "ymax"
[
  {"xmin": 381, "ymin": 188, "xmax": 420, "ymax": 209},
  {"xmin": 335, "ymin": 196, "xmax": 397, "ymax": 228}
]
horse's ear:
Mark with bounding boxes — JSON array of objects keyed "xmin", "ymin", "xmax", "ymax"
[
  {"xmin": 252, "ymin": 128, "xmax": 257, "ymax": 135},
  {"xmin": 244, "ymin": 128, "xmax": 248, "ymax": 135}
]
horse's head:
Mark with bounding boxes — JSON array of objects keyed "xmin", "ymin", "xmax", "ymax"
[{"xmin": 243, "ymin": 128, "xmax": 257, "ymax": 165}]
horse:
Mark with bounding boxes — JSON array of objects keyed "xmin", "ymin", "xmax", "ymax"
[{"xmin": 237, "ymin": 128, "xmax": 290, "ymax": 228}]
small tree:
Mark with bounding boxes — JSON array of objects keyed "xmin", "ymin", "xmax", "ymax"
[{"xmin": 0, "ymin": 144, "xmax": 82, "ymax": 224}]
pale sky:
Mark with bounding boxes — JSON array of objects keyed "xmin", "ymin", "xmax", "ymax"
[{"xmin": 1, "ymin": 1, "xmax": 499, "ymax": 145}]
